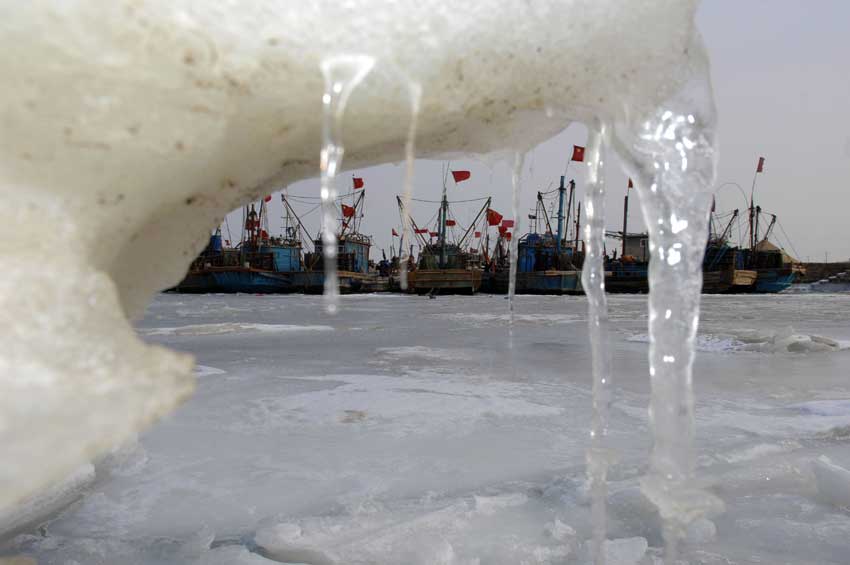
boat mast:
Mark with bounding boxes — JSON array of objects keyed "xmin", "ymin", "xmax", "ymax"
[
  {"xmin": 574, "ymin": 201, "xmax": 582, "ymax": 254},
  {"xmin": 621, "ymin": 190, "xmax": 629, "ymax": 257},
  {"xmin": 556, "ymin": 176, "xmax": 566, "ymax": 252},
  {"xmin": 439, "ymin": 175, "xmax": 448, "ymax": 268},
  {"xmin": 537, "ymin": 192, "xmax": 554, "ymax": 235},
  {"xmin": 718, "ymin": 209, "xmax": 739, "ymax": 243}
]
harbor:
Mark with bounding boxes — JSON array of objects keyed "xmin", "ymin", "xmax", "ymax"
[{"xmin": 172, "ymin": 157, "xmax": 822, "ymax": 298}]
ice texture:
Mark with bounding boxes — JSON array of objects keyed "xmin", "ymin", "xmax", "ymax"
[
  {"xmin": 6, "ymin": 294, "xmax": 850, "ymax": 563},
  {"xmin": 813, "ymin": 456, "xmax": 850, "ymax": 510},
  {"xmin": 0, "ymin": 0, "xmax": 710, "ymax": 516}
]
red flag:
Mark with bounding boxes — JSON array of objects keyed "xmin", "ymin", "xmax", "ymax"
[
  {"xmin": 415, "ymin": 228, "xmax": 429, "ymax": 234},
  {"xmin": 501, "ymin": 219, "xmax": 514, "ymax": 228},
  {"xmin": 571, "ymin": 145, "xmax": 585, "ymax": 162},
  {"xmin": 498, "ymin": 225, "xmax": 508, "ymax": 235},
  {"xmin": 445, "ymin": 219, "xmax": 456, "ymax": 227},
  {"xmin": 392, "ymin": 228, "xmax": 399, "ymax": 237},
  {"xmin": 341, "ymin": 204, "xmax": 355, "ymax": 218},
  {"xmin": 487, "ymin": 209, "xmax": 503, "ymax": 226},
  {"xmin": 628, "ymin": 178, "xmax": 633, "ymax": 189},
  {"xmin": 353, "ymin": 177, "xmax": 365, "ymax": 189},
  {"xmin": 260, "ymin": 229, "xmax": 269, "ymax": 239},
  {"xmin": 429, "ymin": 231, "xmax": 439, "ymax": 237},
  {"xmin": 451, "ymin": 170, "xmax": 471, "ymax": 183},
  {"xmin": 474, "ymin": 231, "xmax": 482, "ymax": 238},
  {"xmin": 756, "ymin": 156, "xmax": 765, "ymax": 173},
  {"xmin": 505, "ymin": 232, "xmax": 512, "ymax": 241},
  {"xmin": 264, "ymin": 195, "xmax": 272, "ymax": 202}
]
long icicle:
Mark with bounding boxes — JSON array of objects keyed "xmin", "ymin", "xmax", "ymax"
[
  {"xmin": 508, "ymin": 151, "xmax": 525, "ymax": 331},
  {"xmin": 621, "ymin": 87, "xmax": 723, "ymax": 563},
  {"xmin": 582, "ymin": 124, "xmax": 612, "ymax": 565},
  {"xmin": 398, "ymin": 82, "xmax": 422, "ymax": 291},
  {"xmin": 319, "ymin": 55, "xmax": 375, "ymax": 314}
]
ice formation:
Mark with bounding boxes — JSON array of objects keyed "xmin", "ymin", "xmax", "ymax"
[{"xmin": 0, "ymin": 0, "xmax": 717, "ymax": 559}]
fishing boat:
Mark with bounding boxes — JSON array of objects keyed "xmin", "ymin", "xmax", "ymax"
[
  {"xmin": 171, "ymin": 198, "xmax": 303, "ymax": 293},
  {"xmin": 604, "ymin": 184, "xmax": 649, "ymax": 293},
  {"xmin": 488, "ymin": 176, "xmax": 585, "ymax": 294},
  {"xmin": 171, "ymin": 230, "xmax": 225, "ymax": 293},
  {"xmin": 702, "ymin": 207, "xmax": 757, "ymax": 293},
  {"xmin": 293, "ymin": 185, "xmax": 380, "ymax": 294},
  {"xmin": 399, "ymin": 177, "xmax": 490, "ymax": 295},
  {"xmin": 741, "ymin": 205, "xmax": 805, "ymax": 293}
]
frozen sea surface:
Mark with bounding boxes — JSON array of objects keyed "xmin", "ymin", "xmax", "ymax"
[{"xmin": 5, "ymin": 293, "xmax": 850, "ymax": 564}]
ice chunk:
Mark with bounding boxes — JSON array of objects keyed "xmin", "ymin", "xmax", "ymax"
[
  {"xmin": 812, "ymin": 456, "xmax": 850, "ymax": 510},
  {"xmin": 0, "ymin": 464, "xmax": 94, "ymax": 541},
  {"xmin": 544, "ymin": 519, "xmax": 576, "ymax": 542},
  {"xmin": 603, "ymin": 537, "xmax": 648, "ymax": 565},
  {"xmin": 254, "ymin": 523, "xmax": 337, "ymax": 565},
  {"xmin": 0, "ymin": 0, "xmax": 708, "ymax": 520},
  {"xmin": 196, "ymin": 546, "xmax": 280, "ymax": 565},
  {"xmin": 684, "ymin": 518, "xmax": 716, "ymax": 545}
]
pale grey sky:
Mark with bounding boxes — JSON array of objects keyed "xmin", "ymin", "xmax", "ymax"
[{"xmin": 229, "ymin": 0, "xmax": 849, "ymax": 263}]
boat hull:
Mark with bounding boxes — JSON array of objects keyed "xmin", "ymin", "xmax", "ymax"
[
  {"xmin": 208, "ymin": 268, "xmax": 294, "ymax": 293},
  {"xmin": 483, "ymin": 270, "xmax": 583, "ymax": 295},
  {"xmin": 702, "ymin": 268, "xmax": 757, "ymax": 294},
  {"xmin": 292, "ymin": 271, "xmax": 381, "ymax": 294},
  {"xmin": 408, "ymin": 269, "xmax": 482, "ymax": 295},
  {"xmin": 752, "ymin": 270, "xmax": 796, "ymax": 294},
  {"xmin": 605, "ymin": 265, "xmax": 649, "ymax": 294},
  {"xmin": 169, "ymin": 271, "xmax": 219, "ymax": 293}
]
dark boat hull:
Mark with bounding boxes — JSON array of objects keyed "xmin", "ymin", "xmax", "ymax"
[
  {"xmin": 605, "ymin": 264, "xmax": 649, "ymax": 294},
  {"xmin": 207, "ymin": 268, "xmax": 294, "ymax": 293},
  {"xmin": 752, "ymin": 269, "xmax": 796, "ymax": 293},
  {"xmin": 483, "ymin": 270, "xmax": 583, "ymax": 295},
  {"xmin": 702, "ymin": 268, "xmax": 757, "ymax": 294},
  {"xmin": 170, "ymin": 271, "xmax": 219, "ymax": 293},
  {"xmin": 408, "ymin": 269, "xmax": 482, "ymax": 295},
  {"xmin": 292, "ymin": 271, "xmax": 382, "ymax": 294}
]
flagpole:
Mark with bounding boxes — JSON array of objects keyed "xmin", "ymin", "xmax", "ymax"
[{"xmin": 749, "ymin": 158, "xmax": 761, "ymax": 250}]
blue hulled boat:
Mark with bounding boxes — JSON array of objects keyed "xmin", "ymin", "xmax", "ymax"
[
  {"xmin": 505, "ymin": 176, "xmax": 585, "ymax": 294},
  {"xmin": 172, "ymin": 198, "xmax": 303, "ymax": 293}
]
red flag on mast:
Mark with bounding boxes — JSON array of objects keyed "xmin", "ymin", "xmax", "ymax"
[
  {"xmin": 353, "ymin": 177, "xmax": 365, "ymax": 189},
  {"xmin": 500, "ymin": 219, "xmax": 514, "ymax": 228},
  {"xmin": 756, "ymin": 157, "xmax": 765, "ymax": 173},
  {"xmin": 264, "ymin": 195, "xmax": 272, "ymax": 202},
  {"xmin": 571, "ymin": 145, "xmax": 585, "ymax": 162},
  {"xmin": 445, "ymin": 219, "xmax": 456, "ymax": 226},
  {"xmin": 451, "ymin": 170, "xmax": 471, "ymax": 183},
  {"xmin": 392, "ymin": 228, "xmax": 399, "ymax": 237},
  {"xmin": 487, "ymin": 209, "xmax": 503, "ymax": 226},
  {"xmin": 341, "ymin": 204, "xmax": 356, "ymax": 218},
  {"xmin": 628, "ymin": 178, "xmax": 633, "ymax": 189}
]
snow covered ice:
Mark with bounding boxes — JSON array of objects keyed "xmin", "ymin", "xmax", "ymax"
[{"xmin": 4, "ymin": 293, "xmax": 850, "ymax": 564}]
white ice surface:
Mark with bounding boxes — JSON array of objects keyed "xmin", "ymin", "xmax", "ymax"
[{"xmin": 4, "ymin": 293, "xmax": 850, "ymax": 564}]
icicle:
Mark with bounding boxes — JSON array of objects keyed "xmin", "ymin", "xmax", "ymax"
[
  {"xmin": 582, "ymin": 124, "xmax": 613, "ymax": 565},
  {"xmin": 507, "ymin": 152, "xmax": 525, "ymax": 330},
  {"xmin": 319, "ymin": 55, "xmax": 375, "ymax": 314},
  {"xmin": 614, "ymin": 74, "xmax": 724, "ymax": 563},
  {"xmin": 398, "ymin": 82, "xmax": 422, "ymax": 291}
]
